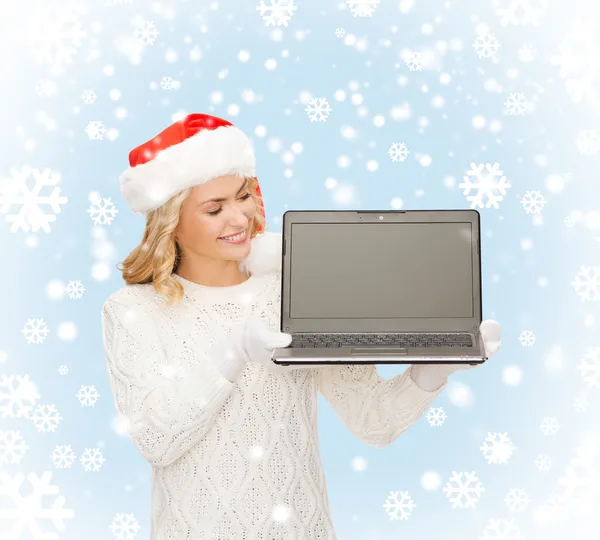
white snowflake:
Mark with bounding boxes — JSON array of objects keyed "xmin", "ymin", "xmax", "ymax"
[
  {"xmin": 535, "ymin": 454, "xmax": 552, "ymax": 472},
  {"xmin": 31, "ymin": 404, "xmax": 63, "ymax": 433},
  {"xmin": 577, "ymin": 347, "xmax": 600, "ymax": 389},
  {"xmin": 35, "ymin": 79, "xmax": 57, "ymax": 97},
  {"xmin": 21, "ymin": 318, "xmax": 50, "ymax": 344},
  {"xmin": 520, "ymin": 190, "xmax": 545, "ymax": 214},
  {"xmin": 557, "ymin": 434, "xmax": 600, "ymax": 518},
  {"xmin": 58, "ymin": 365, "xmax": 68, "ymax": 376},
  {"xmin": 85, "ymin": 120, "xmax": 106, "ymax": 140},
  {"xmin": 346, "ymin": 0, "xmax": 380, "ymax": 17},
  {"xmin": 382, "ymin": 490, "xmax": 416, "ymax": 520},
  {"xmin": 26, "ymin": 7, "xmax": 86, "ymax": 72},
  {"xmin": 493, "ymin": 0, "xmax": 548, "ymax": 26},
  {"xmin": 388, "ymin": 142, "xmax": 410, "ymax": 163},
  {"xmin": 480, "ymin": 432, "xmax": 516, "ymax": 465},
  {"xmin": 473, "ymin": 32, "xmax": 500, "ymax": 59},
  {"xmin": 51, "ymin": 445, "xmax": 77, "ymax": 469},
  {"xmin": 540, "ymin": 417, "xmax": 560, "ymax": 436},
  {"xmin": 518, "ymin": 43, "xmax": 537, "ymax": 62},
  {"xmin": 0, "ymin": 430, "xmax": 29, "ymax": 466},
  {"xmin": 81, "ymin": 89, "xmax": 97, "ymax": 104},
  {"xmin": 0, "ymin": 471, "xmax": 74, "ymax": 537},
  {"xmin": 518, "ymin": 329, "xmax": 535, "ymax": 346},
  {"xmin": 304, "ymin": 97, "xmax": 332, "ymax": 122},
  {"xmin": 504, "ymin": 92, "xmax": 527, "ymax": 115},
  {"xmin": 0, "ymin": 374, "xmax": 40, "ymax": 419},
  {"xmin": 551, "ymin": 21, "xmax": 600, "ymax": 109},
  {"xmin": 88, "ymin": 197, "xmax": 119, "ymax": 225},
  {"xmin": 65, "ymin": 280, "xmax": 86, "ymax": 299},
  {"xmin": 109, "ymin": 512, "xmax": 141, "ymax": 540},
  {"xmin": 160, "ymin": 76, "xmax": 177, "ymax": 90},
  {"xmin": 335, "ymin": 28, "xmax": 345, "ymax": 38},
  {"xmin": 404, "ymin": 52, "xmax": 422, "ymax": 71},
  {"xmin": 256, "ymin": 0, "xmax": 297, "ymax": 27},
  {"xmin": 573, "ymin": 398, "xmax": 587, "ymax": 413},
  {"xmin": 443, "ymin": 471, "xmax": 485, "ymax": 509},
  {"xmin": 425, "ymin": 406, "xmax": 446, "ymax": 427},
  {"xmin": 479, "ymin": 517, "xmax": 525, "ymax": 539},
  {"xmin": 76, "ymin": 385, "xmax": 100, "ymax": 407},
  {"xmin": 576, "ymin": 129, "xmax": 600, "ymax": 155},
  {"xmin": 0, "ymin": 166, "xmax": 68, "ymax": 233},
  {"xmin": 504, "ymin": 488, "xmax": 531, "ymax": 512},
  {"xmin": 459, "ymin": 162, "xmax": 511, "ymax": 209},
  {"xmin": 571, "ymin": 266, "xmax": 600, "ymax": 302},
  {"xmin": 80, "ymin": 448, "xmax": 105, "ymax": 472},
  {"xmin": 133, "ymin": 20, "xmax": 159, "ymax": 45}
]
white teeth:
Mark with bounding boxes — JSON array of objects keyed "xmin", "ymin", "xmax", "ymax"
[{"xmin": 219, "ymin": 230, "xmax": 247, "ymax": 242}]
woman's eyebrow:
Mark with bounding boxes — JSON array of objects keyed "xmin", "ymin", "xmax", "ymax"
[{"xmin": 198, "ymin": 178, "xmax": 249, "ymax": 206}]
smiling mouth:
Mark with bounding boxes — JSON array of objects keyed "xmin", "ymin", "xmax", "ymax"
[{"xmin": 218, "ymin": 230, "xmax": 248, "ymax": 242}]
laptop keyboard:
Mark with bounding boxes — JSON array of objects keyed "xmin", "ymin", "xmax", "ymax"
[{"xmin": 290, "ymin": 332, "xmax": 473, "ymax": 348}]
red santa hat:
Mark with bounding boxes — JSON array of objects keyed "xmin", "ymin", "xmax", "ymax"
[{"xmin": 120, "ymin": 113, "xmax": 265, "ymax": 230}]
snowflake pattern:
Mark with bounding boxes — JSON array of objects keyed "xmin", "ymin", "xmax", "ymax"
[
  {"xmin": 473, "ymin": 32, "xmax": 500, "ymax": 59},
  {"xmin": 480, "ymin": 432, "xmax": 516, "ymax": 465},
  {"xmin": 0, "ymin": 166, "xmax": 68, "ymax": 233},
  {"xmin": 85, "ymin": 120, "xmax": 106, "ymax": 140},
  {"xmin": 76, "ymin": 385, "xmax": 100, "ymax": 407},
  {"xmin": 21, "ymin": 318, "xmax": 50, "ymax": 344},
  {"xmin": 0, "ymin": 375, "xmax": 40, "ymax": 419},
  {"xmin": 0, "ymin": 430, "xmax": 29, "ymax": 466},
  {"xmin": 504, "ymin": 488, "xmax": 531, "ymax": 512},
  {"xmin": 388, "ymin": 142, "xmax": 410, "ymax": 162},
  {"xmin": 335, "ymin": 28, "xmax": 345, "ymax": 38},
  {"xmin": 493, "ymin": 0, "xmax": 548, "ymax": 26},
  {"xmin": 504, "ymin": 92, "xmax": 527, "ymax": 115},
  {"xmin": 256, "ymin": 0, "xmax": 297, "ymax": 27},
  {"xmin": 551, "ymin": 21, "xmax": 600, "ymax": 109},
  {"xmin": 134, "ymin": 20, "xmax": 159, "ymax": 45},
  {"xmin": 51, "ymin": 445, "xmax": 77, "ymax": 469},
  {"xmin": 81, "ymin": 89, "xmax": 97, "ymax": 104},
  {"xmin": 573, "ymin": 398, "xmax": 587, "ymax": 413},
  {"xmin": 160, "ymin": 76, "xmax": 176, "ymax": 90},
  {"xmin": 443, "ymin": 471, "xmax": 485, "ymax": 508},
  {"xmin": 36, "ymin": 79, "xmax": 57, "ymax": 97},
  {"xmin": 577, "ymin": 347, "xmax": 600, "ymax": 389},
  {"xmin": 0, "ymin": 471, "xmax": 74, "ymax": 537},
  {"xmin": 479, "ymin": 517, "xmax": 525, "ymax": 539},
  {"xmin": 518, "ymin": 329, "xmax": 535, "ymax": 346},
  {"xmin": 80, "ymin": 447, "xmax": 106, "ymax": 472},
  {"xmin": 576, "ymin": 129, "xmax": 600, "ymax": 155},
  {"xmin": 382, "ymin": 490, "xmax": 416, "ymax": 520},
  {"xmin": 518, "ymin": 43, "xmax": 537, "ymax": 62},
  {"xmin": 425, "ymin": 407, "xmax": 447, "ymax": 427},
  {"xmin": 58, "ymin": 365, "xmax": 69, "ymax": 376},
  {"xmin": 346, "ymin": 0, "xmax": 380, "ymax": 17},
  {"xmin": 540, "ymin": 417, "xmax": 560, "ymax": 436},
  {"xmin": 109, "ymin": 512, "xmax": 141, "ymax": 540},
  {"xmin": 26, "ymin": 7, "xmax": 86, "ymax": 72},
  {"xmin": 535, "ymin": 454, "xmax": 552, "ymax": 472},
  {"xmin": 571, "ymin": 266, "xmax": 600, "ymax": 301},
  {"xmin": 65, "ymin": 280, "xmax": 86, "ymax": 299},
  {"xmin": 520, "ymin": 190, "xmax": 546, "ymax": 214},
  {"xmin": 88, "ymin": 197, "xmax": 119, "ymax": 225},
  {"xmin": 31, "ymin": 404, "xmax": 63, "ymax": 433},
  {"xmin": 459, "ymin": 162, "xmax": 511, "ymax": 209},
  {"xmin": 404, "ymin": 52, "xmax": 422, "ymax": 71},
  {"xmin": 304, "ymin": 97, "xmax": 332, "ymax": 122}
]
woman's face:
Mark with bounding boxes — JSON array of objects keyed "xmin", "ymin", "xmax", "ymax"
[{"xmin": 175, "ymin": 174, "xmax": 257, "ymax": 263}]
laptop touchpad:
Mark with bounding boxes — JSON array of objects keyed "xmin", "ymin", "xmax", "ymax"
[{"xmin": 351, "ymin": 347, "xmax": 408, "ymax": 355}]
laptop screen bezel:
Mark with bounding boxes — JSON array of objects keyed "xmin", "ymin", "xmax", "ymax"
[{"xmin": 280, "ymin": 209, "xmax": 482, "ymax": 334}]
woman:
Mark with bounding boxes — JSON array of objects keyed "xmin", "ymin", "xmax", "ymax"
[{"xmin": 101, "ymin": 113, "xmax": 502, "ymax": 539}]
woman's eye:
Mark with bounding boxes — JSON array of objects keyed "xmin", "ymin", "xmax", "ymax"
[{"xmin": 207, "ymin": 193, "xmax": 251, "ymax": 216}]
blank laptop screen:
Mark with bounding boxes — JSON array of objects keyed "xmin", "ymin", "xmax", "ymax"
[{"xmin": 288, "ymin": 222, "xmax": 474, "ymax": 319}]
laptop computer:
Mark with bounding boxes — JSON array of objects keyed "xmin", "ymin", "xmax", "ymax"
[{"xmin": 271, "ymin": 209, "xmax": 487, "ymax": 366}]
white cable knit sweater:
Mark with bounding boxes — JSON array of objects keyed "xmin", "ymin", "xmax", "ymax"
[{"xmin": 101, "ymin": 231, "xmax": 448, "ymax": 540}]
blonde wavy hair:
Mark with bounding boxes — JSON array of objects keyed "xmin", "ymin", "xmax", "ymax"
[{"xmin": 117, "ymin": 175, "xmax": 267, "ymax": 307}]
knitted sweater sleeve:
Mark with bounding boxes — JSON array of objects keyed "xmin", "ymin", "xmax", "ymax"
[
  {"xmin": 101, "ymin": 296, "xmax": 236, "ymax": 467},
  {"xmin": 318, "ymin": 364, "xmax": 446, "ymax": 449}
]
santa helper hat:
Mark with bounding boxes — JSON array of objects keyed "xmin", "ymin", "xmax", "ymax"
[{"xmin": 120, "ymin": 113, "xmax": 283, "ymax": 276}]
